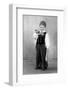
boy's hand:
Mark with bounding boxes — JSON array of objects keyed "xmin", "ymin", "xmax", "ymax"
[{"xmin": 35, "ymin": 29, "xmax": 40, "ymax": 34}]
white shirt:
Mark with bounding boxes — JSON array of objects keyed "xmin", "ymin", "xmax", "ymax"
[{"xmin": 33, "ymin": 32, "xmax": 50, "ymax": 48}]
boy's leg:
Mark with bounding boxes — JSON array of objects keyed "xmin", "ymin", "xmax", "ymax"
[
  {"xmin": 36, "ymin": 45, "xmax": 40, "ymax": 69},
  {"xmin": 39, "ymin": 53, "xmax": 42, "ymax": 68},
  {"xmin": 40, "ymin": 45, "xmax": 46, "ymax": 70}
]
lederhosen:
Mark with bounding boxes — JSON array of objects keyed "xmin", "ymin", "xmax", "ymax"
[{"xmin": 36, "ymin": 32, "xmax": 48, "ymax": 70}]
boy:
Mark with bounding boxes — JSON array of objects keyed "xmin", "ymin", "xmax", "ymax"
[{"xmin": 33, "ymin": 21, "xmax": 50, "ymax": 70}]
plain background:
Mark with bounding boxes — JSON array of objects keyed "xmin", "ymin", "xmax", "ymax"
[{"xmin": 0, "ymin": 0, "xmax": 68, "ymax": 90}]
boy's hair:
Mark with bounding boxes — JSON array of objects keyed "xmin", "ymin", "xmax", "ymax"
[{"xmin": 39, "ymin": 21, "xmax": 46, "ymax": 27}]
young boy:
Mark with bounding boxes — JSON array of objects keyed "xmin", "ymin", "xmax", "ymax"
[{"xmin": 33, "ymin": 21, "xmax": 50, "ymax": 70}]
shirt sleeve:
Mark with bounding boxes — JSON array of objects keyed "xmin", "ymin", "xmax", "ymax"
[
  {"xmin": 33, "ymin": 33, "xmax": 38, "ymax": 46},
  {"xmin": 45, "ymin": 33, "xmax": 50, "ymax": 48}
]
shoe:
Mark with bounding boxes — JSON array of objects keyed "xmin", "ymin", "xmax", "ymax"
[
  {"xmin": 42, "ymin": 68, "xmax": 45, "ymax": 71},
  {"xmin": 35, "ymin": 67, "xmax": 42, "ymax": 70},
  {"xmin": 42, "ymin": 66, "xmax": 48, "ymax": 71}
]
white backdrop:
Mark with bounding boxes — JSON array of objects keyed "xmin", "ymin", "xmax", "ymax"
[{"xmin": 0, "ymin": 0, "xmax": 68, "ymax": 89}]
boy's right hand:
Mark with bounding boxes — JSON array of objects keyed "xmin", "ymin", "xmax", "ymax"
[{"xmin": 35, "ymin": 29, "xmax": 40, "ymax": 34}]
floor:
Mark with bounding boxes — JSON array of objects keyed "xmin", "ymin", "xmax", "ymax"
[{"xmin": 23, "ymin": 58, "xmax": 57, "ymax": 75}]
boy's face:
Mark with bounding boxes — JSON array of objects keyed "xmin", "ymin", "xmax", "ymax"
[{"xmin": 39, "ymin": 25, "xmax": 46, "ymax": 32}]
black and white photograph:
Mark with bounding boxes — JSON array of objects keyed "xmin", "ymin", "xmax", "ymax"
[
  {"xmin": 23, "ymin": 15, "xmax": 57, "ymax": 75},
  {"xmin": 8, "ymin": 5, "xmax": 64, "ymax": 85}
]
